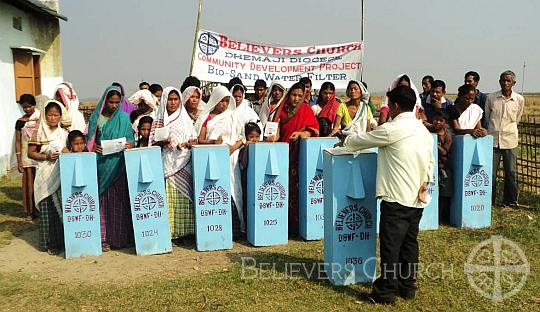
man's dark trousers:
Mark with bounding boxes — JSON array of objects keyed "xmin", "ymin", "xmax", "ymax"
[{"xmin": 373, "ymin": 200, "xmax": 424, "ymax": 302}]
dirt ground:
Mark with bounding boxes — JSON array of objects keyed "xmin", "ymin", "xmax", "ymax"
[{"xmin": 0, "ymin": 229, "xmax": 292, "ymax": 285}]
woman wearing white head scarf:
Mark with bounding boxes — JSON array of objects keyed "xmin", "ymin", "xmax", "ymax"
[
  {"xmin": 128, "ymin": 89, "xmax": 159, "ymax": 136},
  {"xmin": 182, "ymin": 86, "xmax": 204, "ymax": 125},
  {"xmin": 28, "ymin": 100, "xmax": 71, "ymax": 254},
  {"xmin": 150, "ymin": 87, "xmax": 198, "ymax": 242},
  {"xmin": 330, "ymin": 80, "xmax": 377, "ymax": 137},
  {"xmin": 195, "ymin": 85, "xmax": 245, "ymax": 234},
  {"xmin": 54, "ymin": 82, "xmax": 87, "ymax": 132},
  {"xmin": 379, "ymin": 74, "xmax": 422, "ymax": 125},
  {"xmin": 259, "ymin": 82, "xmax": 286, "ymax": 128},
  {"xmin": 229, "ymin": 83, "xmax": 260, "ymax": 140}
]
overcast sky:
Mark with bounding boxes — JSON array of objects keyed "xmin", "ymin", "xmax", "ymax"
[{"xmin": 59, "ymin": 0, "xmax": 539, "ymax": 99}]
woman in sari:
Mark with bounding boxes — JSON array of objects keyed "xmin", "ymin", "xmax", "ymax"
[
  {"xmin": 330, "ymin": 81, "xmax": 377, "ymax": 137},
  {"xmin": 270, "ymin": 82, "xmax": 319, "ymax": 235},
  {"xmin": 128, "ymin": 89, "xmax": 159, "ymax": 136},
  {"xmin": 54, "ymin": 82, "xmax": 87, "ymax": 132},
  {"xmin": 182, "ymin": 86, "xmax": 204, "ymax": 125},
  {"xmin": 150, "ymin": 87, "xmax": 198, "ymax": 244},
  {"xmin": 379, "ymin": 74, "xmax": 422, "ymax": 125},
  {"xmin": 230, "ymin": 83, "xmax": 259, "ymax": 132},
  {"xmin": 87, "ymin": 86, "xmax": 135, "ymax": 251},
  {"xmin": 311, "ymin": 82, "xmax": 341, "ymax": 127},
  {"xmin": 28, "ymin": 100, "xmax": 70, "ymax": 254},
  {"xmin": 195, "ymin": 85, "xmax": 245, "ymax": 236},
  {"xmin": 259, "ymin": 82, "xmax": 286, "ymax": 128},
  {"xmin": 448, "ymin": 84, "xmax": 487, "ymax": 137},
  {"xmin": 112, "ymin": 82, "xmax": 137, "ymax": 114}
]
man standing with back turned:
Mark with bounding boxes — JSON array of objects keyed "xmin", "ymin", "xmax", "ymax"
[{"xmin": 342, "ymin": 86, "xmax": 434, "ymax": 304}]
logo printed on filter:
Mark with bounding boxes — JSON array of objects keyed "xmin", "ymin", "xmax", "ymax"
[
  {"xmin": 134, "ymin": 190, "xmax": 164, "ymax": 211},
  {"xmin": 257, "ymin": 180, "xmax": 286, "ymax": 209},
  {"xmin": 198, "ymin": 32, "xmax": 219, "ymax": 56},
  {"xmin": 308, "ymin": 174, "xmax": 324, "ymax": 195},
  {"xmin": 335, "ymin": 204, "xmax": 373, "ymax": 242},
  {"xmin": 198, "ymin": 184, "xmax": 229, "ymax": 206},
  {"xmin": 464, "ymin": 168, "xmax": 490, "ymax": 187},
  {"xmin": 64, "ymin": 192, "xmax": 96, "ymax": 214},
  {"xmin": 64, "ymin": 192, "xmax": 96, "ymax": 223}
]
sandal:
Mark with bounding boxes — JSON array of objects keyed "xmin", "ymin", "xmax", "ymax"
[{"xmin": 101, "ymin": 243, "xmax": 111, "ymax": 252}]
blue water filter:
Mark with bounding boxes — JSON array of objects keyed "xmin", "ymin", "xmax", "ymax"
[
  {"xmin": 247, "ymin": 143, "xmax": 289, "ymax": 246},
  {"xmin": 191, "ymin": 145, "xmax": 233, "ymax": 251},
  {"xmin": 124, "ymin": 147, "xmax": 172, "ymax": 256},
  {"xmin": 323, "ymin": 150, "xmax": 377, "ymax": 286},
  {"xmin": 450, "ymin": 135, "xmax": 493, "ymax": 228},
  {"xmin": 419, "ymin": 134, "xmax": 439, "ymax": 230},
  {"xmin": 59, "ymin": 153, "xmax": 102, "ymax": 259},
  {"xmin": 299, "ymin": 137, "xmax": 339, "ymax": 240}
]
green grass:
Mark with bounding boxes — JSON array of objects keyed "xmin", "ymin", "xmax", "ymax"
[{"xmin": 0, "ymin": 177, "xmax": 539, "ymax": 311}]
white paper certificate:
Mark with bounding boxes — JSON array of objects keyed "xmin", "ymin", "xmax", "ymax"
[
  {"xmin": 153, "ymin": 126, "xmax": 169, "ymax": 142},
  {"xmin": 101, "ymin": 137, "xmax": 126, "ymax": 155},
  {"xmin": 264, "ymin": 122, "xmax": 278, "ymax": 137}
]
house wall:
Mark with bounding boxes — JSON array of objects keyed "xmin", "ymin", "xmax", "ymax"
[{"xmin": 0, "ymin": 1, "xmax": 63, "ymax": 176}]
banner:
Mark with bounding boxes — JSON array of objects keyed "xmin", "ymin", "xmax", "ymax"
[{"xmin": 192, "ymin": 29, "xmax": 363, "ymax": 89}]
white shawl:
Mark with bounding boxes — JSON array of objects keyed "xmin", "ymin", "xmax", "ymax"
[
  {"xmin": 54, "ymin": 82, "xmax": 87, "ymax": 133},
  {"xmin": 458, "ymin": 103, "xmax": 483, "ymax": 130},
  {"xmin": 194, "ymin": 85, "xmax": 245, "ymax": 231}
]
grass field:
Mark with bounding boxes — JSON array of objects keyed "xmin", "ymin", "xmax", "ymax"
[{"xmin": 0, "ymin": 176, "xmax": 539, "ymax": 311}]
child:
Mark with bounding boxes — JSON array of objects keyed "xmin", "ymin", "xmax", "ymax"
[
  {"xmin": 15, "ymin": 94, "xmax": 38, "ymax": 219},
  {"xmin": 318, "ymin": 117, "xmax": 333, "ymax": 137},
  {"xmin": 137, "ymin": 116, "xmax": 153, "ymax": 147},
  {"xmin": 432, "ymin": 109, "xmax": 453, "ymax": 224},
  {"xmin": 67, "ymin": 130, "xmax": 87, "ymax": 152},
  {"xmin": 240, "ymin": 122, "xmax": 262, "ymax": 229}
]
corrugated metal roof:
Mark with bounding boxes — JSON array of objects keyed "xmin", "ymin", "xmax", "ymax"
[{"xmin": 5, "ymin": 0, "xmax": 68, "ymax": 21}]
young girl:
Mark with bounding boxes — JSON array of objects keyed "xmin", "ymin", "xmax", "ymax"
[
  {"xmin": 15, "ymin": 94, "xmax": 38, "ymax": 219},
  {"xmin": 28, "ymin": 100, "xmax": 70, "ymax": 254},
  {"xmin": 67, "ymin": 130, "xmax": 87, "ymax": 153},
  {"xmin": 239, "ymin": 122, "xmax": 262, "ymax": 229},
  {"xmin": 259, "ymin": 82, "xmax": 285, "ymax": 128},
  {"xmin": 311, "ymin": 82, "xmax": 340, "ymax": 127},
  {"xmin": 87, "ymin": 86, "xmax": 135, "ymax": 251},
  {"xmin": 330, "ymin": 81, "xmax": 377, "ymax": 137},
  {"xmin": 136, "ymin": 116, "xmax": 153, "ymax": 147},
  {"xmin": 195, "ymin": 85, "xmax": 245, "ymax": 237}
]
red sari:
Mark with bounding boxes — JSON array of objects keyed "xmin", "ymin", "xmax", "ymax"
[{"xmin": 274, "ymin": 102, "xmax": 319, "ymax": 234}]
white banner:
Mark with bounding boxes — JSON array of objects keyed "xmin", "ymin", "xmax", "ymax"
[{"xmin": 192, "ymin": 30, "xmax": 363, "ymax": 89}]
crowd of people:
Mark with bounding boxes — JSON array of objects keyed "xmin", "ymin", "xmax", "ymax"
[{"xmin": 14, "ymin": 71, "xmax": 524, "ymax": 291}]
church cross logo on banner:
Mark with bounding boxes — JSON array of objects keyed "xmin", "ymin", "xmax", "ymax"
[{"xmin": 198, "ymin": 32, "xmax": 219, "ymax": 56}]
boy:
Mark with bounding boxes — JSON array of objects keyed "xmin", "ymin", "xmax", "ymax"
[
  {"xmin": 67, "ymin": 130, "xmax": 87, "ymax": 153},
  {"xmin": 250, "ymin": 79, "xmax": 267, "ymax": 116},
  {"xmin": 136, "ymin": 116, "xmax": 153, "ymax": 147},
  {"xmin": 421, "ymin": 79, "xmax": 453, "ymax": 129},
  {"xmin": 240, "ymin": 122, "xmax": 262, "ymax": 227},
  {"xmin": 432, "ymin": 109, "xmax": 452, "ymax": 224}
]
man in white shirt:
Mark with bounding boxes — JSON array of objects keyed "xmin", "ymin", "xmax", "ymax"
[
  {"xmin": 342, "ymin": 86, "xmax": 434, "ymax": 304},
  {"xmin": 485, "ymin": 70, "xmax": 525, "ymax": 207}
]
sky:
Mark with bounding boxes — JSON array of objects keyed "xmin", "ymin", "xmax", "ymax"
[{"xmin": 59, "ymin": 0, "xmax": 539, "ymax": 99}]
